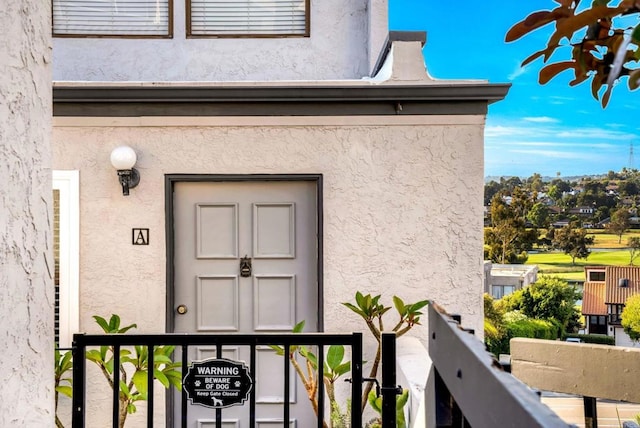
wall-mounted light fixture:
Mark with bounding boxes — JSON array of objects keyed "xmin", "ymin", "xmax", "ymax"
[{"xmin": 110, "ymin": 145, "xmax": 140, "ymax": 196}]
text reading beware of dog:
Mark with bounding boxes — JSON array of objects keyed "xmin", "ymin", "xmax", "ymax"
[{"xmin": 183, "ymin": 358, "xmax": 253, "ymax": 409}]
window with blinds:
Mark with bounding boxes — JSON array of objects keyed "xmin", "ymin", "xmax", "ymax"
[
  {"xmin": 188, "ymin": 0, "xmax": 308, "ymax": 37},
  {"xmin": 53, "ymin": 0, "xmax": 171, "ymax": 37}
]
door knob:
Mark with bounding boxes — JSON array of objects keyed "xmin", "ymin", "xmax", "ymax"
[{"xmin": 176, "ymin": 304, "xmax": 188, "ymax": 315}]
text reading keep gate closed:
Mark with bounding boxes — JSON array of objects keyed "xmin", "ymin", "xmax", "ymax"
[{"xmin": 183, "ymin": 358, "xmax": 253, "ymax": 409}]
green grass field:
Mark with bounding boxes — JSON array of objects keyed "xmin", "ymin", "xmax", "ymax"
[
  {"xmin": 526, "ymin": 250, "xmax": 633, "ymax": 280},
  {"xmin": 486, "ymin": 229, "xmax": 640, "ymax": 280},
  {"xmin": 587, "ymin": 230, "xmax": 640, "ymax": 249}
]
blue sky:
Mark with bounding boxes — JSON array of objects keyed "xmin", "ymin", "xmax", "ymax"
[{"xmin": 389, "ymin": 1, "xmax": 638, "ymax": 179}]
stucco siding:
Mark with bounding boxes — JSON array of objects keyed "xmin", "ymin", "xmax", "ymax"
[
  {"xmin": 53, "ymin": 0, "xmax": 385, "ymax": 82},
  {"xmin": 0, "ymin": 0, "xmax": 53, "ymax": 425},
  {"xmin": 53, "ymin": 119, "xmax": 484, "ymax": 338}
]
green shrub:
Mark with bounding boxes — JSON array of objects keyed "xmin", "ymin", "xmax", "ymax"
[
  {"xmin": 487, "ymin": 311, "xmax": 559, "ymax": 355},
  {"xmin": 564, "ymin": 333, "xmax": 614, "ymax": 345}
]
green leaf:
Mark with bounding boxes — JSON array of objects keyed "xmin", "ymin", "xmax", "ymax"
[
  {"xmin": 397, "ymin": 388, "xmax": 409, "ymax": 408},
  {"xmin": 342, "ymin": 302, "xmax": 366, "ymax": 318},
  {"xmin": 56, "ymin": 385, "xmax": 73, "ymax": 398},
  {"xmin": 119, "ymin": 380, "xmax": 132, "ymax": 398},
  {"xmin": 268, "ymin": 344, "xmax": 285, "ymax": 356},
  {"xmin": 393, "ymin": 296, "xmax": 406, "ymax": 316},
  {"xmin": 292, "ymin": 320, "xmax": 306, "ymax": 333},
  {"xmin": 165, "ymin": 372, "xmax": 183, "ymax": 390},
  {"xmin": 154, "ymin": 368, "xmax": 170, "ymax": 388},
  {"xmin": 108, "ymin": 314, "xmax": 120, "ymax": 332},
  {"xmin": 93, "ymin": 315, "xmax": 109, "ymax": 332},
  {"xmin": 99, "ymin": 345, "xmax": 109, "ymax": 361},
  {"xmin": 363, "ymin": 294, "xmax": 372, "ymax": 312},
  {"xmin": 132, "ymin": 371, "xmax": 148, "ymax": 399},
  {"xmin": 333, "ymin": 361, "xmax": 351, "ymax": 376},
  {"xmin": 368, "ymin": 389, "xmax": 382, "ymax": 414},
  {"xmin": 326, "ymin": 345, "xmax": 345, "ymax": 371},
  {"xmin": 153, "ymin": 354, "xmax": 173, "ymax": 365},
  {"xmin": 85, "ymin": 349, "xmax": 103, "ymax": 364},
  {"xmin": 61, "ymin": 355, "xmax": 73, "ymax": 372},
  {"xmin": 118, "ymin": 323, "xmax": 137, "ymax": 334},
  {"xmin": 157, "ymin": 345, "xmax": 175, "ymax": 356},
  {"xmin": 105, "ymin": 357, "xmax": 114, "ymax": 374},
  {"xmin": 355, "ymin": 291, "xmax": 365, "ymax": 309},
  {"xmin": 408, "ymin": 300, "xmax": 429, "ymax": 312}
]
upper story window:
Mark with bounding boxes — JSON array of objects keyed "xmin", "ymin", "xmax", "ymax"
[
  {"xmin": 588, "ymin": 270, "xmax": 606, "ymax": 281},
  {"xmin": 188, "ymin": 0, "xmax": 309, "ymax": 37},
  {"xmin": 53, "ymin": 0, "xmax": 172, "ymax": 37}
]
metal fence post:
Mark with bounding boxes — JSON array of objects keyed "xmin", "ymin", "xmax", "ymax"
[
  {"xmin": 381, "ymin": 333, "xmax": 399, "ymax": 428},
  {"xmin": 71, "ymin": 334, "xmax": 86, "ymax": 428}
]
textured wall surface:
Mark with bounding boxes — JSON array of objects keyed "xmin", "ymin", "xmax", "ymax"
[
  {"xmin": 54, "ymin": 116, "xmax": 485, "ymax": 426},
  {"xmin": 0, "ymin": 0, "xmax": 53, "ymax": 425},
  {"xmin": 54, "ymin": 0, "xmax": 386, "ymax": 81},
  {"xmin": 53, "ymin": 117, "xmax": 485, "ymax": 333}
]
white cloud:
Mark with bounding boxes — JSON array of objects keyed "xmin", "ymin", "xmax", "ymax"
[
  {"xmin": 509, "ymin": 149, "xmax": 603, "ymax": 161},
  {"xmin": 556, "ymin": 128, "xmax": 637, "ymax": 140},
  {"xmin": 523, "ymin": 116, "xmax": 560, "ymax": 123},
  {"xmin": 507, "ymin": 62, "xmax": 528, "ymax": 81}
]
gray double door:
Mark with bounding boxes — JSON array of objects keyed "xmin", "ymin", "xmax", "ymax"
[{"xmin": 172, "ymin": 180, "xmax": 319, "ymax": 427}]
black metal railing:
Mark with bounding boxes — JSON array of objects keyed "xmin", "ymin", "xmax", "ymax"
[
  {"xmin": 71, "ymin": 332, "xmax": 403, "ymax": 428},
  {"xmin": 428, "ymin": 304, "xmax": 572, "ymax": 427}
]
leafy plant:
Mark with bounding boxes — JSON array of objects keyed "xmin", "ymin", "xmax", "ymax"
[
  {"xmin": 365, "ymin": 388, "xmax": 409, "ymax": 428},
  {"xmin": 55, "ymin": 349, "xmax": 73, "ymax": 428},
  {"xmin": 506, "ymin": 0, "xmax": 640, "ymax": 107},
  {"xmin": 343, "ymin": 292, "xmax": 428, "ymax": 412},
  {"xmin": 85, "ymin": 314, "xmax": 182, "ymax": 428},
  {"xmin": 272, "ymin": 293, "xmax": 427, "ymax": 426},
  {"xmin": 270, "ymin": 321, "xmax": 351, "ymax": 428}
]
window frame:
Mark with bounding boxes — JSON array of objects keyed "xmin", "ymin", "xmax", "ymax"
[
  {"xmin": 53, "ymin": 170, "xmax": 80, "ymax": 348},
  {"xmin": 186, "ymin": 0, "xmax": 310, "ymax": 38},
  {"xmin": 52, "ymin": 0, "xmax": 174, "ymax": 38},
  {"xmin": 588, "ymin": 271, "xmax": 606, "ymax": 281}
]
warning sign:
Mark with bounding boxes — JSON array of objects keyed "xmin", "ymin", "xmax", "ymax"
[{"xmin": 183, "ymin": 358, "xmax": 253, "ymax": 409}]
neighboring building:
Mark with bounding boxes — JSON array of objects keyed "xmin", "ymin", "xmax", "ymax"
[
  {"xmin": 51, "ymin": 1, "xmax": 508, "ymax": 425},
  {"xmin": 568, "ymin": 206, "xmax": 595, "ymax": 216},
  {"xmin": 484, "ymin": 262, "xmax": 538, "ymax": 299},
  {"xmin": 582, "ymin": 266, "xmax": 640, "ymax": 346}
]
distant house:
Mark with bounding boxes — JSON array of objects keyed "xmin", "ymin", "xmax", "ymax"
[
  {"xmin": 484, "ymin": 262, "xmax": 538, "ymax": 299},
  {"xmin": 568, "ymin": 206, "xmax": 595, "ymax": 216},
  {"xmin": 582, "ymin": 266, "xmax": 640, "ymax": 347}
]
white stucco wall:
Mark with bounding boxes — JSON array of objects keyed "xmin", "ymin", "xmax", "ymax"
[
  {"xmin": 53, "ymin": 0, "xmax": 387, "ymax": 81},
  {"xmin": 615, "ymin": 327, "xmax": 640, "ymax": 348},
  {"xmin": 53, "ymin": 115, "xmax": 485, "ymax": 335},
  {"xmin": 53, "ymin": 114, "xmax": 485, "ymax": 426},
  {"xmin": 0, "ymin": 0, "xmax": 53, "ymax": 425}
]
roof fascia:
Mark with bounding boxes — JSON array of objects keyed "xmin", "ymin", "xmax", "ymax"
[{"xmin": 53, "ymin": 83, "xmax": 511, "ymax": 117}]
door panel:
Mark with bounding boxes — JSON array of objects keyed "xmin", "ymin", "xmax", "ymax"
[{"xmin": 171, "ymin": 180, "xmax": 318, "ymax": 427}]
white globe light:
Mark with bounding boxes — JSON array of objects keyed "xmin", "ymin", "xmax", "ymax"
[{"xmin": 110, "ymin": 146, "xmax": 137, "ymax": 170}]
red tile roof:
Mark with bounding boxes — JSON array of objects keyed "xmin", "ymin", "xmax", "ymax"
[
  {"xmin": 582, "ymin": 282, "xmax": 607, "ymax": 315},
  {"xmin": 604, "ymin": 266, "xmax": 640, "ymax": 304}
]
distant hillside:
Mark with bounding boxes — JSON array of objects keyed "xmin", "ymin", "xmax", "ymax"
[{"xmin": 484, "ymin": 174, "xmax": 608, "ymax": 183}]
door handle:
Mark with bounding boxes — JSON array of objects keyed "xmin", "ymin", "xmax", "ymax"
[
  {"xmin": 240, "ymin": 255, "xmax": 252, "ymax": 277},
  {"xmin": 176, "ymin": 304, "xmax": 188, "ymax": 315}
]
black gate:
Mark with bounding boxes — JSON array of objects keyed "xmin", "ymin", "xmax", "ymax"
[{"xmin": 71, "ymin": 332, "xmax": 400, "ymax": 428}]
